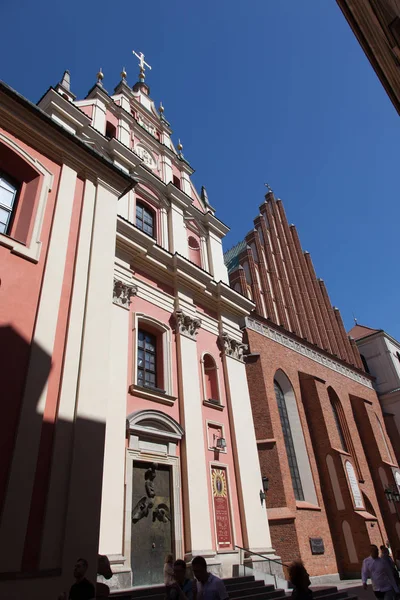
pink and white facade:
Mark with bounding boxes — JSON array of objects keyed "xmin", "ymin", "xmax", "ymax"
[{"xmin": 0, "ymin": 66, "xmax": 276, "ymax": 598}]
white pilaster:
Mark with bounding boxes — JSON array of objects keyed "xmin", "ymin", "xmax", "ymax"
[
  {"xmin": 61, "ymin": 180, "xmax": 119, "ymax": 583},
  {"xmin": 92, "ymin": 99, "xmax": 107, "ymax": 134},
  {"xmin": 161, "ymin": 155, "xmax": 173, "ymax": 185},
  {"xmin": 99, "ymin": 300, "xmax": 131, "ymax": 555},
  {"xmin": 208, "ymin": 231, "xmax": 229, "ymax": 284},
  {"xmin": 39, "ymin": 179, "xmax": 96, "ymax": 569},
  {"xmin": 160, "ymin": 207, "xmax": 169, "ymax": 251},
  {"xmin": 181, "ymin": 172, "xmax": 191, "ymax": 196},
  {"xmin": 118, "ymin": 115, "xmax": 131, "ymax": 147},
  {"xmin": 200, "ymin": 236, "xmax": 209, "ymax": 272},
  {"xmin": 222, "ymin": 340, "xmax": 273, "ymax": 553},
  {"xmin": 176, "ymin": 316, "xmax": 214, "ymax": 556},
  {"xmin": 169, "ymin": 204, "xmax": 188, "ymax": 258},
  {"xmin": 0, "ymin": 164, "xmax": 78, "ymax": 571}
]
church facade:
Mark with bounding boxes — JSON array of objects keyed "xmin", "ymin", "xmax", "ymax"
[
  {"xmin": 0, "ymin": 64, "xmax": 276, "ymax": 599},
  {"xmin": 225, "ymin": 190, "xmax": 400, "ymax": 580}
]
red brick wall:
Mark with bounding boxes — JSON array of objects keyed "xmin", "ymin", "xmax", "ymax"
[{"xmin": 245, "ymin": 323, "xmax": 393, "ymax": 577}]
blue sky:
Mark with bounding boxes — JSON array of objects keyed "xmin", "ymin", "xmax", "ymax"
[{"xmin": 1, "ymin": 1, "xmax": 399, "ymax": 338}]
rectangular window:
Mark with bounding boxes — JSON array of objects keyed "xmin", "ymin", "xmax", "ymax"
[
  {"xmin": 136, "ymin": 202, "xmax": 154, "ymax": 238},
  {"xmin": 0, "ymin": 175, "xmax": 18, "ymax": 234},
  {"xmin": 137, "ymin": 330, "xmax": 157, "ymax": 389}
]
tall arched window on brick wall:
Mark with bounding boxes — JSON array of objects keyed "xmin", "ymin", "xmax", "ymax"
[
  {"xmin": 274, "ymin": 370, "xmax": 317, "ymax": 504},
  {"xmin": 328, "ymin": 389, "xmax": 348, "ymax": 453},
  {"xmin": 376, "ymin": 414, "xmax": 394, "ymax": 463},
  {"xmin": 274, "ymin": 380, "xmax": 304, "ymax": 501},
  {"xmin": 188, "ymin": 235, "xmax": 201, "ymax": 267},
  {"xmin": 202, "ymin": 354, "xmax": 220, "ymax": 404}
]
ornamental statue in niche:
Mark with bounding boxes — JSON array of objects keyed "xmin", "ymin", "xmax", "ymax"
[{"xmin": 132, "ymin": 462, "xmax": 171, "ymax": 524}]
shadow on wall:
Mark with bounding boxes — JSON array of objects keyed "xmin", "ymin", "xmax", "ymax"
[{"xmin": 0, "ymin": 325, "xmax": 107, "ymax": 600}]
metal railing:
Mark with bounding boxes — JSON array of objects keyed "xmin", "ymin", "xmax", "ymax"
[{"xmin": 235, "ymin": 545, "xmax": 287, "ymax": 589}]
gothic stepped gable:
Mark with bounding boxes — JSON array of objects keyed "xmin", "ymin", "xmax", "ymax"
[{"xmin": 224, "ymin": 190, "xmax": 363, "ymax": 370}]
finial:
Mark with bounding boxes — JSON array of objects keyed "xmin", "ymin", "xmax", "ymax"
[
  {"xmin": 121, "ymin": 67, "xmax": 127, "ymax": 80},
  {"xmin": 60, "ymin": 70, "xmax": 71, "ymax": 91},
  {"xmin": 159, "ymin": 101, "xmax": 164, "ymax": 114},
  {"xmin": 132, "ymin": 50, "xmax": 152, "ymax": 82},
  {"xmin": 353, "ymin": 315, "xmax": 358, "ymax": 325},
  {"xmin": 201, "ymin": 186, "xmax": 209, "ymax": 206},
  {"xmin": 177, "ymin": 139, "xmax": 183, "ymax": 157},
  {"xmin": 264, "ymin": 182, "xmax": 273, "ymax": 193},
  {"xmin": 97, "ymin": 68, "xmax": 104, "ymax": 84}
]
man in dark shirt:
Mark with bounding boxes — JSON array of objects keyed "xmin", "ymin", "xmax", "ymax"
[
  {"xmin": 69, "ymin": 558, "xmax": 96, "ymax": 600},
  {"xmin": 166, "ymin": 559, "xmax": 194, "ymax": 600}
]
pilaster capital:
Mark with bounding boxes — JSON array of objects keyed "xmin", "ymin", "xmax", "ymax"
[
  {"xmin": 174, "ymin": 310, "xmax": 201, "ymax": 340},
  {"xmin": 219, "ymin": 332, "xmax": 248, "ymax": 362},
  {"xmin": 113, "ymin": 279, "xmax": 137, "ymax": 309}
]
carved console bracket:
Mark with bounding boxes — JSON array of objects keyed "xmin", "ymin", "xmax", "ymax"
[
  {"xmin": 174, "ymin": 310, "xmax": 201, "ymax": 340},
  {"xmin": 113, "ymin": 279, "xmax": 137, "ymax": 309},
  {"xmin": 219, "ymin": 332, "xmax": 248, "ymax": 362}
]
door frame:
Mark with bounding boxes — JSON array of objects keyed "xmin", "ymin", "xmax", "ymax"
[{"xmin": 124, "ymin": 448, "xmax": 184, "ymax": 581}]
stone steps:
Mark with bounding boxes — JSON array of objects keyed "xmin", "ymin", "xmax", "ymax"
[{"xmin": 110, "ymin": 574, "xmax": 359, "ymax": 600}]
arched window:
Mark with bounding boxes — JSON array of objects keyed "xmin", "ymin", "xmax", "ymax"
[
  {"xmin": 136, "ymin": 201, "xmax": 155, "ymax": 238},
  {"xmin": 376, "ymin": 414, "xmax": 394, "ymax": 463},
  {"xmin": 360, "ymin": 354, "xmax": 370, "ymax": 373},
  {"xmin": 328, "ymin": 391, "xmax": 348, "ymax": 453},
  {"xmin": 0, "ymin": 173, "xmax": 19, "ymax": 234},
  {"xmin": 203, "ymin": 354, "xmax": 219, "ymax": 404},
  {"xmin": 188, "ymin": 235, "xmax": 201, "ymax": 267},
  {"xmin": 274, "ymin": 380, "xmax": 305, "ymax": 501}
]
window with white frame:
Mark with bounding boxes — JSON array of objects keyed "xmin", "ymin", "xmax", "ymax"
[
  {"xmin": 0, "ymin": 174, "xmax": 18, "ymax": 234},
  {"xmin": 137, "ymin": 329, "xmax": 157, "ymax": 389}
]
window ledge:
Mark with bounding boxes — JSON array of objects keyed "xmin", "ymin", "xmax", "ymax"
[
  {"xmin": 0, "ymin": 233, "xmax": 41, "ymax": 263},
  {"xmin": 256, "ymin": 438, "xmax": 277, "ymax": 449},
  {"xmin": 295, "ymin": 501, "xmax": 321, "ymax": 512},
  {"xmin": 332, "ymin": 447, "xmax": 351, "ymax": 457},
  {"xmin": 203, "ymin": 399, "xmax": 224, "ymax": 411},
  {"xmin": 129, "ymin": 384, "xmax": 177, "ymax": 406}
]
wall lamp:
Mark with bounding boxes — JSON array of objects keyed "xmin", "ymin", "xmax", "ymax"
[
  {"xmin": 260, "ymin": 476, "xmax": 269, "ymax": 506},
  {"xmin": 215, "ymin": 437, "xmax": 227, "ymax": 451}
]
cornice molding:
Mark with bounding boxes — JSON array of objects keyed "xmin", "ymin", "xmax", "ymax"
[{"xmin": 246, "ymin": 317, "xmax": 373, "ymax": 389}]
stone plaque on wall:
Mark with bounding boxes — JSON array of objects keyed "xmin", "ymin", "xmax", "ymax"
[
  {"xmin": 345, "ymin": 460, "xmax": 364, "ymax": 509},
  {"xmin": 310, "ymin": 537, "xmax": 324, "ymax": 555}
]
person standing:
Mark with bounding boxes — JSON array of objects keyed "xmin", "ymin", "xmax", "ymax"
[
  {"xmin": 288, "ymin": 561, "xmax": 313, "ymax": 600},
  {"xmin": 166, "ymin": 559, "xmax": 194, "ymax": 600},
  {"xmin": 191, "ymin": 556, "xmax": 228, "ymax": 600},
  {"xmin": 362, "ymin": 545, "xmax": 399, "ymax": 600}
]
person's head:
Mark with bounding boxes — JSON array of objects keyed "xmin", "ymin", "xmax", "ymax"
[
  {"xmin": 370, "ymin": 545, "xmax": 379, "ymax": 559},
  {"xmin": 73, "ymin": 558, "xmax": 88, "ymax": 581},
  {"xmin": 165, "ymin": 553, "xmax": 174, "ymax": 565},
  {"xmin": 98, "ymin": 554, "xmax": 112, "ymax": 579},
  {"xmin": 192, "ymin": 556, "xmax": 208, "ymax": 583},
  {"xmin": 380, "ymin": 545, "xmax": 389, "ymax": 556},
  {"xmin": 288, "ymin": 561, "xmax": 311, "ymax": 591},
  {"xmin": 173, "ymin": 559, "xmax": 187, "ymax": 584}
]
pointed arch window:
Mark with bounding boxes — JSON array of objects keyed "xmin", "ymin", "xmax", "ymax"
[
  {"xmin": 376, "ymin": 414, "xmax": 394, "ymax": 463},
  {"xmin": 274, "ymin": 380, "xmax": 305, "ymax": 501},
  {"xmin": 136, "ymin": 202, "xmax": 155, "ymax": 238},
  {"xmin": 330, "ymin": 395, "xmax": 348, "ymax": 453}
]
